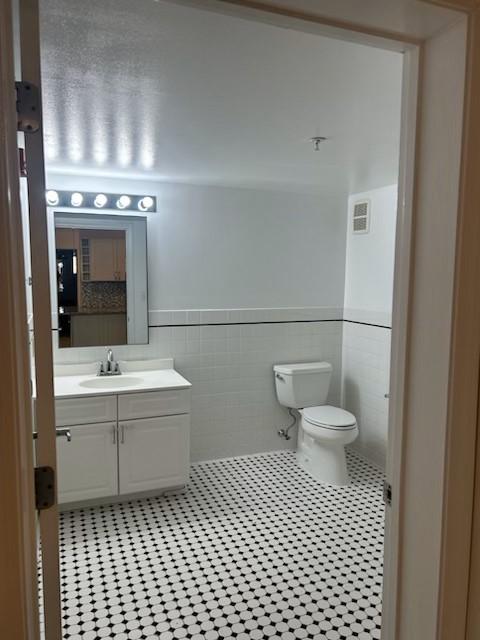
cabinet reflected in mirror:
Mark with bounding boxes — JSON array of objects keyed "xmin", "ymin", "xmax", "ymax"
[{"xmin": 53, "ymin": 213, "xmax": 148, "ymax": 348}]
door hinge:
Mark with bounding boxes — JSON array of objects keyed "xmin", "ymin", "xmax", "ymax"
[
  {"xmin": 15, "ymin": 81, "xmax": 40, "ymax": 132},
  {"xmin": 383, "ymin": 480, "xmax": 392, "ymax": 507},
  {"xmin": 34, "ymin": 466, "xmax": 56, "ymax": 510}
]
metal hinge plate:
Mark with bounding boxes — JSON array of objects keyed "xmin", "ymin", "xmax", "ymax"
[
  {"xmin": 383, "ymin": 480, "xmax": 392, "ymax": 507},
  {"xmin": 15, "ymin": 81, "xmax": 40, "ymax": 132},
  {"xmin": 34, "ymin": 466, "xmax": 55, "ymax": 510}
]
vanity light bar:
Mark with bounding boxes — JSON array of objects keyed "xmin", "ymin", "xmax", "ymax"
[{"xmin": 45, "ymin": 190, "xmax": 157, "ymax": 212}]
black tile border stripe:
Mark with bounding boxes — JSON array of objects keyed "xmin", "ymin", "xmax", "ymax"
[
  {"xmin": 343, "ymin": 319, "xmax": 392, "ymax": 330},
  {"xmin": 52, "ymin": 318, "xmax": 392, "ymax": 333},
  {"xmin": 148, "ymin": 318, "xmax": 392, "ymax": 330},
  {"xmin": 148, "ymin": 319, "xmax": 342, "ymax": 328}
]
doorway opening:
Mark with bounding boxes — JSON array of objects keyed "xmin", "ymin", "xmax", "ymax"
[{"xmin": 15, "ymin": 1, "xmax": 467, "ymax": 639}]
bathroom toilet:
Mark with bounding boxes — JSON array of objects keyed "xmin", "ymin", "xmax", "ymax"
[{"xmin": 274, "ymin": 362, "xmax": 358, "ymax": 486}]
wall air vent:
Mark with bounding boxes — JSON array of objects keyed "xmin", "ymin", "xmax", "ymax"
[{"xmin": 352, "ymin": 200, "xmax": 370, "ymax": 234}]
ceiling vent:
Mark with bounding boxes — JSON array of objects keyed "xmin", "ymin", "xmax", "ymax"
[{"xmin": 352, "ymin": 200, "xmax": 370, "ymax": 234}]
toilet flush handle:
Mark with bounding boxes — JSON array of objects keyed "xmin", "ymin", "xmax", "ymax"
[{"xmin": 276, "ymin": 373, "xmax": 285, "ymax": 382}]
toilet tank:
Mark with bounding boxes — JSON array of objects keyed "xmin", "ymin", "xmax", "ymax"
[{"xmin": 273, "ymin": 362, "xmax": 332, "ymax": 409}]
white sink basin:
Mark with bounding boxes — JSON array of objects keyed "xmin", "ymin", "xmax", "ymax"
[{"xmin": 79, "ymin": 376, "xmax": 143, "ymax": 390}]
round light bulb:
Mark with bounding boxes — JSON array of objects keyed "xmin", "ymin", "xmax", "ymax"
[
  {"xmin": 116, "ymin": 195, "xmax": 131, "ymax": 210},
  {"xmin": 138, "ymin": 196, "xmax": 154, "ymax": 211},
  {"xmin": 94, "ymin": 193, "xmax": 108, "ymax": 208},
  {"xmin": 71, "ymin": 192, "xmax": 83, "ymax": 207},
  {"xmin": 46, "ymin": 190, "xmax": 59, "ymax": 206}
]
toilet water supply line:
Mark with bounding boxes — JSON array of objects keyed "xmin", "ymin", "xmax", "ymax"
[{"xmin": 278, "ymin": 408, "xmax": 298, "ymax": 440}]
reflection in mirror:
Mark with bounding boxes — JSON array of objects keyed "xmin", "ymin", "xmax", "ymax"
[{"xmin": 53, "ymin": 213, "xmax": 148, "ymax": 348}]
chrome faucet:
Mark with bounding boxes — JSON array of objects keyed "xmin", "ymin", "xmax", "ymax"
[{"xmin": 99, "ymin": 348, "xmax": 121, "ymax": 376}]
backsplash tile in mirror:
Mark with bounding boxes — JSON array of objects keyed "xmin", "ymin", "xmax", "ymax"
[{"xmin": 81, "ymin": 282, "xmax": 126, "ymax": 311}]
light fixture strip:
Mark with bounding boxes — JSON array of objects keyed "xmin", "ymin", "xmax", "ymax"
[{"xmin": 45, "ymin": 190, "xmax": 157, "ymax": 212}]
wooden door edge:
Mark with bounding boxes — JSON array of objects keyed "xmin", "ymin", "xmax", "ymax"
[
  {"xmin": 466, "ymin": 375, "xmax": 480, "ymax": 636},
  {"xmin": 0, "ymin": 1, "xmax": 39, "ymax": 638},
  {"xmin": 19, "ymin": 0, "xmax": 63, "ymax": 637}
]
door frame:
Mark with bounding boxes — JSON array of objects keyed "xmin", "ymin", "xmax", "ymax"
[
  {"xmin": 2, "ymin": 0, "xmax": 479, "ymax": 639},
  {"xmin": 428, "ymin": 3, "xmax": 480, "ymax": 639},
  {"xmin": 381, "ymin": 43, "xmax": 420, "ymax": 640}
]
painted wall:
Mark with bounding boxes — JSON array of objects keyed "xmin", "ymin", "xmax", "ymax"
[
  {"xmin": 343, "ymin": 184, "xmax": 397, "ymax": 327},
  {"xmin": 341, "ymin": 185, "xmax": 397, "ymax": 468},
  {"xmin": 46, "ymin": 173, "xmax": 348, "ymax": 312}
]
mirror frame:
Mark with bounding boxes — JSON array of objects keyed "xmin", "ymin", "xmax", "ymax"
[{"xmin": 49, "ymin": 211, "xmax": 149, "ymax": 349}]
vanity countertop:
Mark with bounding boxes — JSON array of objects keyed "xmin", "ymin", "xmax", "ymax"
[{"xmin": 53, "ymin": 358, "xmax": 192, "ymax": 399}]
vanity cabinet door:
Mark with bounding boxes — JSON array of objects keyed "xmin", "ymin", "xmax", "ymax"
[
  {"xmin": 118, "ymin": 414, "xmax": 190, "ymax": 495},
  {"xmin": 56, "ymin": 422, "xmax": 118, "ymax": 504}
]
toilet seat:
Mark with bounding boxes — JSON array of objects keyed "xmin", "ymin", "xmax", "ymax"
[{"xmin": 302, "ymin": 405, "xmax": 357, "ymax": 430}]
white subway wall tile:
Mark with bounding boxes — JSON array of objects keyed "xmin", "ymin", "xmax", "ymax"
[
  {"xmin": 341, "ymin": 322, "xmax": 391, "ymax": 469},
  {"xmin": 54, "ymin": 316, "xmax": 391, "ymax": 465},
  {"xmin": 148, "ymin": 306, "xmax": 343, "ymax": 326},
  {"xmin": 54, "ymin": 320, "xmax": 344, "ymax": 462},
  {"xmin": 160, "ymin": 320, "xmax": 344, "ymax": 461}
]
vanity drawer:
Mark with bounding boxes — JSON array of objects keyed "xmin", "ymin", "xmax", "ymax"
[
  {"xmin": 55, "ymin": 395, "xmax": 117, "ymax": 427},
  {"xmin": 118, "ymin": 388, "xmax": 190, "ymax": 420}
]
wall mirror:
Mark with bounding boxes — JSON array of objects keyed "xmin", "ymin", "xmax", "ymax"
[{"xmin": 52, "ymin": 212, "xmax": 148, "ymax": 348}]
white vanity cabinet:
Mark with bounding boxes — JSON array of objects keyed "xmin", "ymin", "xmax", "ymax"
[{"xmin": 55, "ymin": 384, "xmax": 191, "ymax": 506}]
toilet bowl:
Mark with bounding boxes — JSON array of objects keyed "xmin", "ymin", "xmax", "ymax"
[
  {"xmin": 298, "ymin": 405, "xmax": 358, "ymax": 486},
  {"xmin": 273, "ymin": 362, "xmax": 358, "ymax": 486}
]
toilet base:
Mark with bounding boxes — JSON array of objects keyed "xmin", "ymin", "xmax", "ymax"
[{"xmin": 297, "ymin": 432, "xmax": 352, "ymax": 486}]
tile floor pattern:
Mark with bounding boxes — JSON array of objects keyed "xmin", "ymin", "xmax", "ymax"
[{"xmin": 56, "ymin": 450, "xmax": 384, "ymax": 640}]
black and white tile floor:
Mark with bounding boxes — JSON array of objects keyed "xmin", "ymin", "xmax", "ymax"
[{"xmin": 56, "ymin": 450, "xmax": 384, "ymax": 639}]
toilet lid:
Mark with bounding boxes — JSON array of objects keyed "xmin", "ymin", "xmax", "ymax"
[{"xmin": 303, "ymin": 405, "xmax": 356, "ymax": 429}]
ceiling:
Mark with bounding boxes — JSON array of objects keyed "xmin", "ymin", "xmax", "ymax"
[
  {"xmin": 218, "ymin": 0, "xmax": 462, "ymax": 41},
  {"xmin": 40, "ymin": 0, "xmax": 403, "ymax": 196}
]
